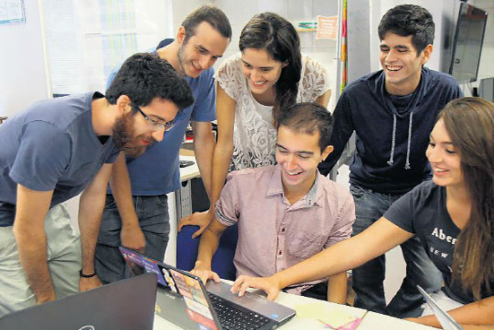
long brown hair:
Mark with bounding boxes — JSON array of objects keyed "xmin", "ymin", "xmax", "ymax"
[
  {"xmin": 239, "ymin": 12, "xmax": 301, "ymax": 125},
  {"xmin": 439, "ymin": 97, "xmax": 494, "ymax": 300}
]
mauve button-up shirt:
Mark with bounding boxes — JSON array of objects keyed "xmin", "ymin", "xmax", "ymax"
[{"xmin": 215, "ymin": 165, "xmax": 355, "ymax": 294}]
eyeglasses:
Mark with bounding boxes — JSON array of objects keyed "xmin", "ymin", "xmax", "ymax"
[{"xmin": 133, "ymin": 103, "xmax": 175, "ymax": 132}]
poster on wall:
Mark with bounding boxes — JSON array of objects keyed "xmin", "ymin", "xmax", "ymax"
[
  {"xmin": 316, "ymin": 15, "xmax": 338, "ymax": 40},
  {"xmin": 0, "ymin": 0, "xmax": 25, "ymax": 26}
]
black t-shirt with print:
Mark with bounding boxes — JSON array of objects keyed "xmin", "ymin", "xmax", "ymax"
[{"xmin": 384, "ymin": 180, "xmax": 493, "ymax": 304}]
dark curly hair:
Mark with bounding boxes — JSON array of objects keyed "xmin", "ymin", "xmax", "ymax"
[{"xmin": 106, "ymin": 53, "xmax": 193, "ymax": 112}]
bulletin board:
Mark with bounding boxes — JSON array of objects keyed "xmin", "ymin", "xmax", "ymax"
[{"xmin": 0, "ymin": 0, "xmax": 25, "ymax": 25}]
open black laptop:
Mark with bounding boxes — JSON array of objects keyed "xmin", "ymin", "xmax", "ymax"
[
  {"xmin": 120, "ymin": 246, "xmax": 296, "ymax": 330},
  {"xmin": 0, "ymin": 272, "xmax": 157, "ymax": 330}
]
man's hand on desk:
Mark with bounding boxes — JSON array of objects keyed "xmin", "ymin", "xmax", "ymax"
[
  {"xmin": 178, "ymin": 210, "xmax": 213, "ymax": 238},
  {"xmin": 232, "ymin": 275, "xmax": 282, "ymax": 301},
  {"xmin": 191, "ymin": 261, "xmax": 221, "ymax": 285},
  {"xmin": 79, "ymin": 276, "xmax": 102, "ymax": 292},
  {"xmin": 121, "ymin": 223, "xmax": 146, "ymax": 253}
]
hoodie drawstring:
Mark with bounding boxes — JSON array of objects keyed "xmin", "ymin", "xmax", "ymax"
[
  {"xmin": 387, "ymin": 112, "xmax": 413, "ymax": 170},
  {"xmin": 405, "ymin": 112, "xmax": 413, "ymax": 170},
  {"xmin": 387, "ymin": 114, "xmax": 397, "ymax": 166}
]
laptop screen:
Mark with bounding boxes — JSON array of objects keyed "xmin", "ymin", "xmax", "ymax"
[
  {"xmin": 119, "ymin": 247, "xmax": 171, "ymax": 289},
  {"xmin": 169, "ymin": 268, "xmax": 219, "ymax": 330},
  {"xmin": 119, "ymin": 247, "xmax": 220, "ymax": 330}
]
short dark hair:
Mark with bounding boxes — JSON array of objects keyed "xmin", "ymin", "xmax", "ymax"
[
  {"xmin": 276, "ymin": 102, "xmax": 333, "ymax": 151},
  {"xmin": 378, "ymin": 4, "xmax": 435, "ymax": 54},
  {"xmin": 182, "ymin": 5, "xmax": 232, "ymax": 43},
  {"xmin": 106, "ymin": 53, "xmax": 194, "ymax": 112},
  {"xmin": 240, "ymin": 12, "xmax": 301, "ymax": 125}
]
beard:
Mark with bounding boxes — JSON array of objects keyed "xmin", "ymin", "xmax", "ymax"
[
  {"xmin": 112, "ymin": 112, "xmax": 154, "ymax": 158},
  {"xmin": 177, "ymin": 44, "xmax": 188, "ymax": 76}
]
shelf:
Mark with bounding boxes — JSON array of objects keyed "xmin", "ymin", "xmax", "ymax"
[{"xmin": 296, "ymin": 28, "xmax": 317, "ymax": 32}]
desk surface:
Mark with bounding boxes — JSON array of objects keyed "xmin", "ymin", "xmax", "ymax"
[
  {"xmin": 179, "ymin": 155, "xmax": 200, "ymax": 182},
  {"xmin": 152, "ymin": 288, "xmax": 436, "ymax": 330}
]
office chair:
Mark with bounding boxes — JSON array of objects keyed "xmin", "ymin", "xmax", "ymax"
[{"xmin": 176, "ymin": 223, "xmax": 238, "ymax": 281}]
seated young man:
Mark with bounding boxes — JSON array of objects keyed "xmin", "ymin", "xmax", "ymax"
[{"xmin": 192, "ymin": 102, "xmax": 355, "ymax": 303}]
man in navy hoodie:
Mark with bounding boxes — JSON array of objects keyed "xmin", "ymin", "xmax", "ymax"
[{"xmin": 319, "ymin": 4, "xmax": 462, "ymax": 318}]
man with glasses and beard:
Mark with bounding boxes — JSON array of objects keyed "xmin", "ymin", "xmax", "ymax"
[
  {"xmin": 94, "ymin": 5, "xmax": 231, "ymax": 284},
  {"xmin": 0, "ymin": 53, "xmax": 193, "ymax": 316}
]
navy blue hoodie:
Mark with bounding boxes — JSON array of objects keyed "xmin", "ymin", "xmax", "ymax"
[{"xmin": 319, "ymin": 67, "xmax": 462, "ymax": 194}]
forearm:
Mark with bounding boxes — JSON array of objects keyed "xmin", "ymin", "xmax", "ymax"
[
  {"xmin": 272, "ymin": 238, "xmax": 361, "ymax": 290},
  {"xmin": 13, "ymin": 185, "xmax": 55, "ymax": 303},
  {"xmin": 417, "ymin": 296, "xmax": 494, "ymax": 327},
  {"xmin": 78, "ymin": 190, "xmax": 105, "ymax": 274},
  {"xmin": 79, "ymin": 164, "xmax": 112, "ymax": 274},
  {"xmin": 274, "ymin": 220, "xmax": 409, "ymax": 290},
  {"xmin": 327, "ymin": 271, "xmax": 347, "ymax": 304},
  {"xmin": 110, "ymin": 153, "xmax": 138, "ymax": 227},
  {"xmin": 210, "ymin": 140, "xmax": 233, "ymax": 207},
  {"xmin": 193, "ymin": 128, "xmax": 215, "ymax": 200},
  {"xmin": 195, "ymin": 227, "xmax": 222, "ymax": 270},
  {"xmin": 13, "ymin": 223, "xmax": 55, "ymax": 302},
  {"xmin": 463, "ymin": 326, "xmax": 494, "ymax": 330}
]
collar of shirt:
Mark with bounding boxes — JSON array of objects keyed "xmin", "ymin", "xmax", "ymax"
[{"xmin": 266, "ymin": 166, "xmax": 323, "ymax": 209}]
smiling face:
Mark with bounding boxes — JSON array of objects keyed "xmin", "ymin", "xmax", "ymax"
[
  {"xmin": 113, "ymin": 97, "xmax": 178, "ymax": 158},
  {"xmin": 426, "ymin": 119, "xmax": 463, "ymax": 188},
  {"xmin": 177, "ymin": 21, "xmax": 229, "ymax": 78},
  {"xmin": 276, "ymin": 126, "xmax": 332, "ymax": 198},
  {"xmin": 380, "ymin": 33, "xmax": 432, "ymax": 95},
  {"xmin": 241, "ymin": 48, "xmax": 285, "ymax": 100}
]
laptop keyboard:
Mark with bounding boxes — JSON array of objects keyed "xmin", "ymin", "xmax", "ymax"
[{"xmin": 208, "ymin": 293, "xmax": 271, "ymax": 330}]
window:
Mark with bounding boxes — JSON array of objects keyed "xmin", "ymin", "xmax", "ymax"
[{"xmin": 41, "ymin": 0, "xmax": 172, "ymax": 95}]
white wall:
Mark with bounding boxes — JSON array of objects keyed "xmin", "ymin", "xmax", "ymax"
[{"xmin": 0, "ymin": 0, "xmax": 49, "ymax": 118}]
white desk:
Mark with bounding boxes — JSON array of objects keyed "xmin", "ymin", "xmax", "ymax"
[
  {"xmin": 152, "ymin": 288, "xmax": 435, "ymax": 330},
  {"xmin": 178, "ymin": 155, "xmax": 200, "ymax": 182},
  {"xmin": 359, "ymin": 311, "xmax": 436, "ymax": 330}
]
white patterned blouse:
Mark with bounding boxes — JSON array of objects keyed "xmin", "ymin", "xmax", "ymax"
[{"xmin": 215, "ymin": 53, "xmax": 331, "ymax": 171}]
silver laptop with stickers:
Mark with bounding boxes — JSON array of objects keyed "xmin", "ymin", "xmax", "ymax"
[{"xmin": 120, "ymin": 246, "xmax": 296, "ymax": 330}]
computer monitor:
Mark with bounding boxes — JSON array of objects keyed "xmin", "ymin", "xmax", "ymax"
[{"xmin": 449, "ymin": 3, "xmax": 488, "ymax": 83}]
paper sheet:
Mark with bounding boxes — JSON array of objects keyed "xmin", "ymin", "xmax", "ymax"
[
  {"xmin": 319, "ymin": 309, "xmax": 357, "ymax": 328},
  {"xmin": 295, "ymin": 303, "xmax": 359, "ymax": 329},
  {"xmin": 294, "ymin": 303, "xmax": 326, "ymax": 319}
]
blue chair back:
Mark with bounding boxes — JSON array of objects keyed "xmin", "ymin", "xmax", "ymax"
[{"xmin": 176, "ymin": 223, "xmax": 238, "ymax": 280}]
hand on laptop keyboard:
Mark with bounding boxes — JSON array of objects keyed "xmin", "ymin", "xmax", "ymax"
[
  {"xmin": 232, "ymin": 275, "xmax": 282, "ymax": 301},
  {"xmin": 191, "ymin": 263, "xmax": 221, "ymax": 285}
]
